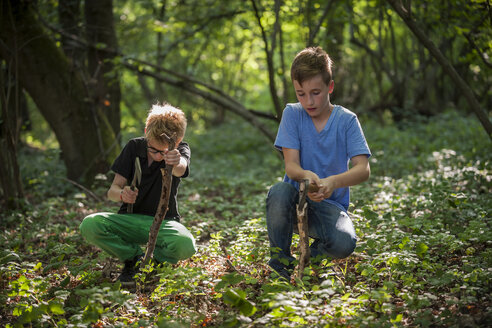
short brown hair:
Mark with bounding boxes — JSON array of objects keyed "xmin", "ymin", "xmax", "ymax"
[
  {"xmin": 290, "ymin": 46, "xmax": 333, "ymax": 86},
  {"xmin": 145, "ymin": 103, "xmax": 187, "ymax": 144}
]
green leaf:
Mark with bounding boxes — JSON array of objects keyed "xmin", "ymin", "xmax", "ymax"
[
  {"xmin": 59, "ymin": 275, "xmax": 71, "ymax": 288},
  {"xmin": 399, "ymin": 236, "xmax": 410, "ymax": 250},
  {"xmin": 223, "ymin": 289, "xmax": 257, "ymax": 316},
  {"xmin": 0, "ymin": 251, "xmax": 20, "ymax": 264},
  {"xmin": 391, "ymin": 313, "xmax": 403, "ymax": 323},
  {"xmin": 215, "ymin": 272, "xmax": 244, "ymax": 290},
  {"xmin": 49, "ymin": 302, "xmax": 65, "ymax": 315},
  {"xmin": 416, "ymin": 242, "xmax": 429, "ymax": 258}
]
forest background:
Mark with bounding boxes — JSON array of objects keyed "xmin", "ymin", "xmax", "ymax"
[{"xmin": 0, "ymin": 0, "xmax": 491, "ymax": 327}]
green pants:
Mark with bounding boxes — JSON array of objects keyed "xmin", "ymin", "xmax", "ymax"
[{"xmin": 79, "ymin": 212, "xmax": 196, "ymax": 263}]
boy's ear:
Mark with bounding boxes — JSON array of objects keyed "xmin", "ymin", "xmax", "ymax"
[{"xmin": 328, "ymin": 80, "xmax": 335, "ymax": 94}]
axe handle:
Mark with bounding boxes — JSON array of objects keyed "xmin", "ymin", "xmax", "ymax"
[{"xmin": 127, "ymin": 186, "xmax": 135, "ymax": 213}]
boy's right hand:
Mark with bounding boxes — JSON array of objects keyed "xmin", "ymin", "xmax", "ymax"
[
  {"xmin": 304, "ymin": 171, "xmax": 324, "ymax": 202},
  {"xmin": 121, "ymin": 186, "xmax": 138, "ymax": 204}
]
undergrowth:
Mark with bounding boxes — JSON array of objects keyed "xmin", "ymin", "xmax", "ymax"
[{"xmin": 0, "ymin": 111, "xmax": 491, "ymax": 327}]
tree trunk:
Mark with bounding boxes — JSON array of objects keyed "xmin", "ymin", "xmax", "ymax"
[
  {"xmin": 59, "ymin": 0, "xmax": 84, "ymax": 68},
  {"xmin": 0, "ymin": 0, "xmax": 118, "ymax": 184},
  {"xmin": 85, "ymin": 0, "xmax": 121, "ymax": 142},
  {"xmin": 0, "ymin": 61, "xmax": 24, "ymax": 210}
]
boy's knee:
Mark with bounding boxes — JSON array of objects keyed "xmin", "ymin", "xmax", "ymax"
[
  {"xmin": 333, "ymin": 238, "xmax": 356, "ymax": 259},
  {"xmin": 175, "ymin": 235, "xmax": 196, "ymax": 260},
  {"xmin": 79, "ymin": 214, "xmax": 104, "ymax": 240},
  {"xmin": 314, "ymin": 235, "xmax": 356, "ymax": 259},
  {"xmin": 267, "ymin": 182, "xmax": 297, "ymax": 211},
  {"xmin": 268, "ymin": 182, "xmax": 295, "ymax": 199}
]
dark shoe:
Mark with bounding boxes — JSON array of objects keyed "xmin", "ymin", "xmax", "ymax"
[
  {"xmin": 118, "ymin": 255, "xmax": 142, "ymax": 286},
  {"xmin": 268, "ymin": 263, "xmax": 292, "ymax": 282}
]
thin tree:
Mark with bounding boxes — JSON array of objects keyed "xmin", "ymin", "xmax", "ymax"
[{"xmin": 387, "ymin": 0, "xmax": 492, "ymax": 139}]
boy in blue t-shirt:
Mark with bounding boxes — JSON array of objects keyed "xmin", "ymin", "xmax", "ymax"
[{"xmin": 267, "ymin": 46, "xmax": 371, "ymax": 281}]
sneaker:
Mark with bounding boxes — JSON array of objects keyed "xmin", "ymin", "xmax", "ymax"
[
  {"xmin": 268, "ymin": 263, "xmax": 292, "ymax": 282},
  {"xmin": 118, "ymin": 255, "xmax": 142, "ymax": 286}
]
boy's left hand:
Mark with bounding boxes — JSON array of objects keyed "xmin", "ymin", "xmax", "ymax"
[
  {"xmin": 163, "ymin": 149, "xmax": 181, "ymax": 166},
  {"xmin": 308, "ymin": 176, "xmax": 336, "ymax": 202},
  {"xmin": 319, "ymin": 176, "xmax": 336, "ymax": 199}
]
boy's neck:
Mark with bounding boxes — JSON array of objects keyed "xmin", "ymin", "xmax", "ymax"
[{"xmin": 311, "ymin": 103, "xmax": 334, "ymax": 132}]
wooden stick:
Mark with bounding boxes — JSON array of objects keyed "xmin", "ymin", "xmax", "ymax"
[
  {"xmin": 62, "ymin": 177, "xmax": 103, "ymax": 202},
  {"xmin": 142, "ymin": 132, "xmax": 176, "ymax": 267},
  {"xmin": 297, "ymin": 179, "xmax": 310, "ymax": 280}
]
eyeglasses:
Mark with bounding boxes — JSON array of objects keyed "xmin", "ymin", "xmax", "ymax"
[{"xmin": 147, "ymin": 146, "xmax": 167, "ymax": 156}]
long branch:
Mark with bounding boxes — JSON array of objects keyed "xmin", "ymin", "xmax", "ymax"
[
  {"xmin": 125, "ymin": 62, "xmax": 276, "ymax": 142},
  {"xmin": 308, "ymin": 0, "xmax": 333, "ymax": 45},
  {"xmin": 37, "ymin": 13, "xmax": 278, "ymax": 126},
  {"xmin": 251, "ymin": 0, "xmax": 283, "ymax": 118},
  {"xmin": 143, "ymin": 133, "xmax": 176, "ymax": 266}
]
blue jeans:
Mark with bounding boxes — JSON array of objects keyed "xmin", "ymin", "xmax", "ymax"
[{"xmin": 266, "ymin": 182, "xmax": 357, "ymax": 271}]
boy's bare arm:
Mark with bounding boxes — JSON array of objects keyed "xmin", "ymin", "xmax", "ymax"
[
  {"xmin": 172, "ymin": 156, "xmax": 188, "ymax": 177},
  {"xmin": 107, "ymin": 173, "xmax": 138, "ymax": 203},
  {"xmin": 283, "ymin": 148, "xmax": 370, "ymax": 202},
  {"xmin": 283, "ymin": 148, "xmax": 322, "ymax": 185},
  {"xmin": 318, "ymin": 155, "xmax": 370, "ymax": 199},
  {"xmin": 163, "ymin": 149, "xmax": 188, "ymax": 177}
]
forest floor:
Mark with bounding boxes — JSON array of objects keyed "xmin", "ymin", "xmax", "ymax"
[{"xmin": 1, "ymin": 111, "xmax": 491, "ymax": 327}]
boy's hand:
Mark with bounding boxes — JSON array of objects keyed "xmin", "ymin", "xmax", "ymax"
[
  {"xmin": 304, "ymin": 171, "xmax": 324, "ymax": 202},
  {"xmin": 318, "ymin": 176, "xmax": 337, "ymax": 200},
  {"xmin": 163, "ymin": 149, "xmax": 181, "ymax": 166},
  {"xmin": 306, "ymin": 175, "xmax": 337, "ymax": 202},
  {"xmin": 121, "ymin": 186, "xmax": 138, "ymax": 204}
]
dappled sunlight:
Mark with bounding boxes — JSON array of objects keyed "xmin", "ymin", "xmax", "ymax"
[{"xmin": 1, "ymin": 114, "xmax": 491, "ymax": 326}]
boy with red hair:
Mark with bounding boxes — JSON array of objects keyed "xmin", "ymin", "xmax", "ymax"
[{"xmin": 80, "ymin": 103, "xmax": 196, "ymax": 286}]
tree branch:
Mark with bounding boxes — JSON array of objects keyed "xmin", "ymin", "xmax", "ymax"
[
  {"xmin": 143, "ymin": 133, "xmax": 176, "ymax": 266},
  {"xmin": 297, "ymin": 179, "xmax": 310, "ymax": 280},
  {"xmin": 308, "ymin": 0, "xmax": 333, "ymax": 46},
  {"xmin": 37, "ymin": 15, "xmax": 278, "ymax": 139},
  {"xmin": 124, "ymin": 62, "xmax": 276, "ymax": 142},
  {"xmin": 159, "ymin": 9, "xmax": 246, "ymax": 60},
  {"xmin": 250, "ymin": 0, "xmax": 283, "ymax": 119}
]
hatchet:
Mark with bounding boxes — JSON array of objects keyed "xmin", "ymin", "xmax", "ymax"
[{"xmin": 127, "ymin": 157, "xmax": 142, "ymax": 213}]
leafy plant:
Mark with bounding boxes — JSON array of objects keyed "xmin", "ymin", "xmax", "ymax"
[{"xmin": 1, "ymin": 112, "xmax": 491, "ymax": 327}]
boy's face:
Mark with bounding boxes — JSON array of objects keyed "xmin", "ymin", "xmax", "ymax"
[
  {"xmin": 146, "ymin": 137, "xmax": 183, "ymax": 162},
  {"xmin": 293, "ymin": 74, "xmax": 334, "ymax": 119},
  {"xmin": 146, "ymin": 138, "xmax": 168, "ymax": 162}
]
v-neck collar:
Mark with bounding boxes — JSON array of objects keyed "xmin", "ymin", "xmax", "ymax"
[{"xmin": 309, "ymin": 105, "xmax": 337, "ymax": 134}]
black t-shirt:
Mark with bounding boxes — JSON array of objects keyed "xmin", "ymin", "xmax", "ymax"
[{"xmin": 111, "ymin": 137, "xmax": 190, "ymax": 218}]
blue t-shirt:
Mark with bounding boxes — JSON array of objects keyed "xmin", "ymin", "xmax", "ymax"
[{"xmin": 275, "ymin": 103, "xmax": 371, "ymax": 211}]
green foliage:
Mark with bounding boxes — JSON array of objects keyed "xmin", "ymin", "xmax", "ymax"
[
  {"xmin": 1, "ymin": 112, "xmax": 491, "ymax": 327},
  {"xmin": 93, "ymin": 0, "xmax": 492, "ymax": 128}
]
